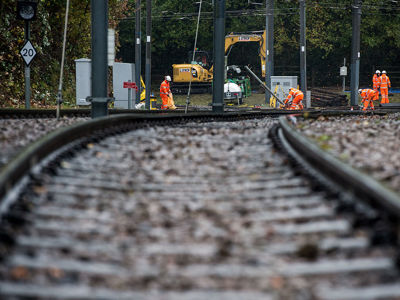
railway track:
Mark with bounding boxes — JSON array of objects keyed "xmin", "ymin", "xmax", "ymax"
[{"xmin": 1, "ymin": 112, "xmax": 400, "ymax": 299}]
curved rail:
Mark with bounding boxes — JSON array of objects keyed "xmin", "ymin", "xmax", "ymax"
[
  {"xmin": 1, "ymin": 107, "xmax": 397, "ymax": 119},
  {"xmin": 277, "ymin": 115, "xmax": 400, "ymax": 219},
  {"xmin": 0, "ymin": 111, "xmax": 282, "ymax": 204}
]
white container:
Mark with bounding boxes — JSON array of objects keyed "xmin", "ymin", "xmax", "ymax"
[
  {"xmin": 113, "ymin": 62, "xmax": 136, "ymax": 109},
  {"xmin": 75, "ymin": 58, "xmax": 91, "ymax": 106}
]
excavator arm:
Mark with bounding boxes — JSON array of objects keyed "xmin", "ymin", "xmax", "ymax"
[{"xmin": 210, "ymin": 31, "xmax": 266, "ymax": 77}]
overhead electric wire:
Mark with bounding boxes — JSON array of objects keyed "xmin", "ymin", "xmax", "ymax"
[
  {"xmin": 56, "ymin": 0, "xmax": 70, "ymax": 120},
  {"xmin": 119, "ymin": 1, "xmax": 400, "ymax": 22},
  {"xmin": 185, "ymin": 0, "xmax": 202, "ymax": 114}
]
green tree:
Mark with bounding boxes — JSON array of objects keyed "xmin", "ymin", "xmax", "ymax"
[{"xmin": 0, "ymin": 0, "xmax": 129, "ymax": 108}]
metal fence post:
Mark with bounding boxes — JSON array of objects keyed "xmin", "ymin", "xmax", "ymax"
[{"xmin": 24, "ymin": 21, "xmax": 31, "ymax": 109}]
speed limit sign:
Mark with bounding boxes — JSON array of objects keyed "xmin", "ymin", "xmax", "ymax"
[{"xmin": 20, "ymin": 40, "xmax": 37, "ymax": 66}]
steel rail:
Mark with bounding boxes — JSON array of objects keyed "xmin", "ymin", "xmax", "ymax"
[
  {"xmin": 1, "ymin": 108, "xmax": 398, "ymax": 119},
  {"xmin": 0, "ymin": 111, "xmax": 282, "ymax": 203},
  {"xmin": 278, "ymin": 115, "xmax": 400, "ymax": 219},
  {"xmin": 0, "ymin": 108, "xmax": 285, "ymax": 118},
  {"xmin": 2, "ymin": 110, "xmax": 400, "ymax": 211}
]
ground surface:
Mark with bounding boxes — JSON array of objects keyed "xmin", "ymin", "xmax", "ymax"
[
  {"xmin": 4, "ymin": 87, "xmax": 400, "ymax": 109},
  {"xmin": 297, "ymin": 113, "xmax": 400, "ymax": 193}
]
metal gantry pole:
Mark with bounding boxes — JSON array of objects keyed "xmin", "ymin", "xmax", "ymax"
[
  {"xmin": 265, "ymin": 0, "xmax": 274, "ymax": 104},
  {"xmin": 135, "ymin": 0, "xmax": 142, "ymax": 104},
  {"xmin": 299, "ymin": 0, "xmax": 307, "ymax": 92},
  {"xmin": 90, "ymin": 0, "xmax": 109, "ymax": 118},
  {"xmin": 350, "ymin": 0, "xmax": 361, "ymax": 106},
  {"xmin": 212, "ymin": 0, "xmax": 225, "ymax": 113},
  {"xmin": 145, "ymin": 0, "xmax": 152, "ymax": 109},
  {"xmin": 24, "ymin": 20, "xmax": 31, "ymax": 109}
]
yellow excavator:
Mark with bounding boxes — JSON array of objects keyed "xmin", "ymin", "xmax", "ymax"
[{"xmin": 172, "ymin": 30, "xmax": 266, "ymax": 94}]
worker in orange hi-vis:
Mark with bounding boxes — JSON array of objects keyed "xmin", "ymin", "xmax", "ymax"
[
  {"xmin": 379, "ymin": 70, "xmax": 391, "ymax": 104},
  {"xmin": 284, "ymin": 88, "xmax": 304, "ymax": 110},
  {"xmin": 160, "ymin": 76, "xmax": 176, "ymax": 110},
  {"xmin": 372, "ymin": 70, "xmax": 381, "ymax": 101},
  {"xmin": 358, "ymin": 88, "xmax": 377, "ymax": 111}
]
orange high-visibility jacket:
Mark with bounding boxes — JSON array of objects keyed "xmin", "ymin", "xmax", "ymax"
[
  {"xmin": 360, "ymin": 89, "xmax": 376, "ymax": 101},
  {"xmin": 379, "ymin": 74, "xmax": 391, "ymax": 89},
  {"xmin": 373, "ymin": 74, "xmax": 380, "ymax": 90},
  {"xmin": 160, "ymin": 80, "xmax": 171, "ymax": 96},
  {"xmin": 284, "ymin": 88, "xmax": 303, "ymax": 104}
]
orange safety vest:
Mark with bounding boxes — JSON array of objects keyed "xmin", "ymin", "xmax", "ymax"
[
  {"xmin": 160, "ymin": 80, "xmax": 171, "ymax": 96},
  {"xmin": 379, "ymin": 74, "xmax": 391, "ymax": 89},
  {"xmin": 360, "ymin": 89, "xmax": 376, "ymax": 101},
  {"xmin": 285, "ymin": 88, "xmax": 303, "ymax": 104},
  {"xmin": 372, "ymin": 74, "xmax": 380, "ymax": 90}
]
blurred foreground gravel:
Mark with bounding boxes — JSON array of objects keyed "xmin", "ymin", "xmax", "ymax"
[
  {"xmin": 297, "ymin": 113, "xmax": 400, "ymax": 192},
  {"xmin": 0, "ymin": 117, "xmax": 88, "ymax": 169}
]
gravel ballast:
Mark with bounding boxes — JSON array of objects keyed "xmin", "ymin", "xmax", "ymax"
[
  {"xmin": 296, "ymin": 113, "xmax": 400, "ymax": 193},
  {"xmin": 0, "ymin": 117, "xmax": 88, "ymax": 169}
]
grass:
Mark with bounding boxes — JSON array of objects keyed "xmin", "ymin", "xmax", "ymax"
[
  {"xmin": 7, "ymin": 85, "xmax": 400, "ymax": 109},
  {"xmin": 174, "ymin": 87, "xmax": 400, "ymax": 108},
  {"xmin": 172, "ymin": 91, "xmax": 271, "ymax": 108}
]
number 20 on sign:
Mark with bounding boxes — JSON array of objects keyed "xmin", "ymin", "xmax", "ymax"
[{"xmin": 20, "ymin": 40, "xmax": 37, "ymax": 66}]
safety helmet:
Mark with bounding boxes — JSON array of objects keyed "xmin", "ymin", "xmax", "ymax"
[
  {"xmin": 382, "ymin": 70, "xmax": 387, "ymax": 74},
  {"xmin": 358, "ymin": 89, "xmax": 362, "ymax": 94},
  {"xmin": 376, "ymin": 70, "xmax": 381, "ymax": 74},
  {"xmin": 165, "ymin": 75, "xmax": 171, "ymax": 81}
]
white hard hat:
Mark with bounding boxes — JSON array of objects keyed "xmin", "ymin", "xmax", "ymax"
[
  {"xmin": 382, "ymin": 70, "xmax": 387, "ymax": 74},
  {"xmin": 358, "ymin": 89, "xmax": 362, "ymax": 94},
  {"xmin": 165, "ymin": 75, "xmax": 171, "ymax": 81},
  {"xmin": 376, "ymin": 70, "xmax": 381, "ymax": 74}
]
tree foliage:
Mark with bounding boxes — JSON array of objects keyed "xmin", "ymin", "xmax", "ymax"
[{"xmin": 0, "ymin": 0, "xmax": 128, "ymax": 107}]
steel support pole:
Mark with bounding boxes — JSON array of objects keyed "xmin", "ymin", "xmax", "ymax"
[
  {"xmin": 212, "ymin": 0, "xmax": 225, "ymax": 113},
  {"xmin": 265, "ymin": 0, "xmax": 274, "ymax": 104},
  {"xmin": 299, "ymin": 0, "xmax": 307, "ymax": 92},
  {"xmin": 350, "ymin": 0, "xmax": 361, "ymax": 106},
  {"xmin": 135, "ymin": 0, "xmax": 141, "ymax": 104},
  {"xmin": 90, "ymin": 0, "xmax": 109, "ymax": 118},
  {"xmin": 145, "ymin": 0, "xmax": 152, "ymax": 109},
  {"xmin": 24, "ymin": 20, "xmax": 31, "ymax": 109}
]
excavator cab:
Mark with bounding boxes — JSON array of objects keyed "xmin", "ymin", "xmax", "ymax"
[{"xmin": 188, "ymin": 51, "xmax": 211, "ymax": 69}]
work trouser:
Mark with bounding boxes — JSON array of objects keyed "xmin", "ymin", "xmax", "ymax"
[
  {"xmin": 373, "ymin": 88, "xmax": 380, "ymax": 100},
  {"xmin": 289, "ymin": 95, "xmax": 304, "ymax": 110},
  {"xmin": 161, "ymin": 94, "xmax": 176, "ymax": 110},
  {"xmin": 380, "ymin": 88, "xmax": 389, "ymax": 104},
  {"xmin": 161, "ymin": 95, "xmax": 169, "ymax": 110},
  {"xmin": 362, "ymin": 99, "xmax": 374, "ymax": 111}
]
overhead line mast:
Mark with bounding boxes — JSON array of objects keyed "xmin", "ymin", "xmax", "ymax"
[
  {"xmin": 350, "ymin": 0, "xmax": 361, "ymax": 107},
  {"xmin": 265, "ymin": 0, "xmax": 274, "ymax": 104}
]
